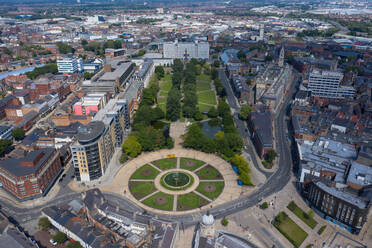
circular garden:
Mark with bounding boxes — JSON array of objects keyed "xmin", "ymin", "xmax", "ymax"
[{"xmin": 128, "ymin": 157, "xmax": 225, "ymax": 212}]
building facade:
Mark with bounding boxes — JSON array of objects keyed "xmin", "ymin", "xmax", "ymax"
[
  {"xmin": 71, "ymin": 121, "xmax": 114, "ymax": 182},
  {"xmin": 308, "ymin": 69, "xmax": 355, "ymax": 99},
  {"xmin": 163, "ymin": 41, "xmax": 209, "ymax": 59},
  {"xmin": 303, "ymin": 177, "xmax": 370, "ymax": 234},
  {"xmin": 0, "ymin": 148, "xmax": 62, "ymax": 201},
  {"xmin": 57, "ymin": 56, "xmax": 83, "ymax": 74}
]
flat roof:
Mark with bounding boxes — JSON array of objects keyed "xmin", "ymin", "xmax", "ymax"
[
  {"xmin": 76, "ymin": 121, "xmax": 105, "ymax": 144},
  {"xmin": 99, "ymin": 62, "xmax": 132, "ymax": 81}
]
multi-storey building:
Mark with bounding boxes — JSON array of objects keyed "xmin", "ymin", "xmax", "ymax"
[
  {"xmin": 308, "ymin": 69, "xmax": 355, "ymax": 99},
  {"xmin": 57, "ymin": 56, "xmax": 83, "ymax": 74},
  {"xmin": 71, "ymin": 99, "xmax": 128, "ymax": 182},
  {"xmin": 71, "ymin": 121, "xmax": 113, "ymax": 182},
  {"xmin": 303, "ymin": 176, "xmax": 370, "ymax": 234},
  {"xmin": 0, "ymin": 148, "xmax": 62, "ymax": 201},
  {"xmin": 247, "ymin": 111, "xmax": 273, "ymax": 159},
  {"xmin": 163, "ymin": 40, "xmax": 209, "ymax": 59}
]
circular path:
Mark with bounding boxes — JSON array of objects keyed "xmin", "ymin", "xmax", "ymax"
[{"xmin": 100, "ymin": 148, "xmax": 245, "ymax": 215}]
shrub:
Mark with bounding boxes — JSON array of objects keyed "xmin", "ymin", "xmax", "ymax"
[
  {"xmin": 318, "ymin": 225, "xmax": 326, "ymax": 235},
  {"xmin": 287, "ymin": 201, "xmax": 296, "ymax": 211},
  {"xmin": 67, "ymin": 241, "xmax": 83, "ymax": 248},
  {"xmin": 221, "ymin": 217, "xmax": 228, "ymax": 226},
  {"xmin": 52, "ymin": 231, "xmax": 67, "ymax": 244},
  {"xmin": 38, "ymin": 217, "xmax": 51, "ymax": 231},
  {"xmin": 261, "ymin": 202, "xmax": 269, "ymax": 209},
  {"xmin": 119, "ymin": 153, "xmax": 128, "ymax": 163}
]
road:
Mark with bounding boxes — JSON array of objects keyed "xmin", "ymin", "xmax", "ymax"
[{"xmin": 0, "ymin": 67, "xmax": 299, "ymax": 228}]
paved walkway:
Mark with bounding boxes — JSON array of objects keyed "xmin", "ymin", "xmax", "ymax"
[{"xmin": 98, "ymin": 148, "xmax": 247, "ymax": 215}]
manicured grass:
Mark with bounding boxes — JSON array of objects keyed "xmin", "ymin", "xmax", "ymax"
[
  {"xmin": 180, "ymin": 158, "xmax": 206, "ymax": 171},
  {"xmin": 177, "ymin": 192, "xmax": 209, "ymax": 211},
  {"xmin": 196, "ymin": 165, "xmax": 223, "ymax": 180},
  {"xmin": 287, "ymin": 201, "xmax": 318, "ymax": 229},
  {"xmin": 196, "ymin": 74, "xmax": 211, "ymax": 91},
  {"xmin": 198, "ymin": 91, "xmax": 217, "ymax": 105},
  {"xmin": 130, "ymin": 164, "xmax": 160, "ymax": 180},
  {"xmin": 196, "ymin": 181, "xmax": 224, "ymax": 199},
  {"xmin": 153, "ymin": 158, "xmax": 177, "ymax": 170},
  {"xmin": 159, "ymin": 91, "xmax": 168, "ymax": 96},
  {"xmin": 158, "ymin": 103, "xmax": 166, "ymax": 112},
  {"xmin": 160, "ymin": 74, "xmax": 172, "ymax": 92},
  {"xmin": 198, "ymin": 103, "xmax": 213, "ymax": 112},
  {"xmin": 157, "ymin": 96, "xmax": 167, "ymax": 104},
  {"xmin": 273, "ymin": 212, "xmax": 308, "ymax": 248},
  {"xmin": 129, "ymin": 181, "xmax": 157, "ymax": 200},
  {"xmin": 142, "ymin": 192, "xmax": 173, "ymax": 211}
]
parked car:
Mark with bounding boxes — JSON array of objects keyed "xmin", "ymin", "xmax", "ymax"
[{"xmin": 50, "ymin": 239, "xmax": 57, "ymax": 246}]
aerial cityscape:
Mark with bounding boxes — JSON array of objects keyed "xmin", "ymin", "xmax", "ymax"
[{"xmin": 0, "ymin": 0, "xmax": 371, "ymax": 247}]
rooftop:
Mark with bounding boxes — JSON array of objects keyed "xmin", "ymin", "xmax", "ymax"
[
  {"xmin": 76, "ymin": 121, "xmax": 105, "ymax": 144},
  {"xmin": 0, "ymin": 148, "xmax": 55, "ymax": 177}
]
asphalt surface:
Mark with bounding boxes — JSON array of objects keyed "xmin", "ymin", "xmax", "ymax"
[{"xmin": 0, "ymin": 66, "xmax": 299, "ymax": 229}]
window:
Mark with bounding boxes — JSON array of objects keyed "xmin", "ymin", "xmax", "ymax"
[{"xmin": 19, "ymin": 187, "xmax": 25, "ymax": 191}]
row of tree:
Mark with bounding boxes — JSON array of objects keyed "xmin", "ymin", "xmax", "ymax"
[
  {"xmin": 121, "ymin": 70, "xmax": 173, "ymax": 161},
  {"xmin": 26, "ymin": 63, "xmax": 58, "ymax": 80}
]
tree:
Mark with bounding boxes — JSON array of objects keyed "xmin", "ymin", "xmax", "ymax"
[
  {"xmin": 81, "ymin": 39, "xmax": 88, "ymax": 46},
  {"xmin": 194, "ymin": 111, "xmax": 203, "ymax": 121},
  {"xmin": 211, "ymin": 68, "xmax": 218, "ymax": 80},
  {"xmin": 213, "ymin": 60, "xmax": 220, "ymax": 68},
  {"xmin": 38, "ymin": 217, "xmax": 51, "ymax": 231},
  {"xmin": 122, "ymin": 136, "xmax": 142, "ymax": 157},
  {"xmin": 0, "ymin": 139, "xmax": 12, "ymax": 155},
  {"xmin": 239, "ymin": 171, "xmax": 253, "ymax": 185},
  {"xmin": 261, "ymin": 202, "xmax": 269, "ymax": 209},
  {"xmin": 239, "ymin": 105, "xmax": 254, "ymax": 120},
  {"xmin": 221, "ymin": 217, "xmax": 229, "ymax": 226},
  {"xmin": 56, "ymin": 42, "xmax": 74, "ymax": 54},
  {"xmin": 119, "ymin": 153, "xmax": 128, "ymax": 163},
  {"xmin": 166, "ymin": 87, "xmax": 181, "ymax": 121},
  {"xmin": 237, "ymin": 50, "xmax": 246, "ymax": 62},
  {"xmin": 155, "ymin": 65, "xmax": 165, "ymax": 79},
  {"xmin": 207, "ymin": 107, "xmax": 218, "ymax": 118},
  {"xmin": 83, "ymin": 72, "xmax": 93, "ymax": 80},
  {"xmin": 67, "ymin": 241, "xmax": 83, "ymax": 248},
  {"xmin": 12, "ymin": 128, "xmax": 25, "ymax": 141},
  {"xmin": 52, "ymin": 231, "xmax": 67, "ymax": 244},
  {"xmin": 265, "ymin": 149, "xmax": 277, "ymax": 163},
  {"xmin": 142, "ymin": 88, "xmax": 155, "ymax": 106}
]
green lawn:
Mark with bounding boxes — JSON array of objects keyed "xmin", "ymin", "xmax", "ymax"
[
  {"xmin": 198, "ymin": 91, "xmax": 217, "ymax": 105},
  {"xmin": 158, "ymin": 96, "xmax": 167, "ymax": 104},
  {"xmin": 180, "ymin": 158, "xmax": 206, "ymax": 171},
  {"xmin": 196, "ymin": 165, "xmax": 223, "ymax": 180},
  {"xmin": 196, "ymin": 181, "xmax": 224, "ymax": 199},
  {"xmin": 196, "ymin": 74, "xmax": 212, "ymax": 91},
  {"xmin": 160, "ymin": 74, "xmax": 172, "ymax": 92},
  {"xmin": 198, "ymin": 103, "xmax": 213, "ymax": 112},
  {"xmin": 129, "ymin": 181, "xmax": 157, "ymax": 200},
  {"xmin": 153, "ymin": 158, "xmax": 177, "ymax": 170},
  {"xmin": 177, "ymin": 192, "xmax": 209, "ymax": 211},
  {"xmin": 158, "ymin": 103, "xmax": 166, "ymax": 112},
  {"xmin": 130, "ymin": 164, "xmax": 160, "ymax": 180},
  {"xmin": 159, "ymin": 91, "xmax": 168, "ymax": 97},
  {"xmin": 287, "ymin": 201, "xmax": 318, "ymax": 229},
  {"xmin": 274, "ymin": 212, "xmax": 308, "ymax": 248},
  {"xmin": 142, "ymin": 192, "xmax": 173, "ymax": 211}
]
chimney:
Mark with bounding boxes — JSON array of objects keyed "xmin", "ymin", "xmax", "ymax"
[{"xmin": 104, "ymin": 64, "xmax": 112, "ymax": 72}]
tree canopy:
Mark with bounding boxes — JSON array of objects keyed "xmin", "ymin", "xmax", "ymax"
[
  {"xmin": 12, "ymin": 128, "xmax": 25, "ymax": 141},
  {"xmin": 122, "ymin": 136, "xmax": 142, "ymax": 158}
]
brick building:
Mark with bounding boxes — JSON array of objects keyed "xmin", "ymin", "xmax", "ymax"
[{"xmin": 0, "ymin": 148, "xmax": 62, "ymax": 201}]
